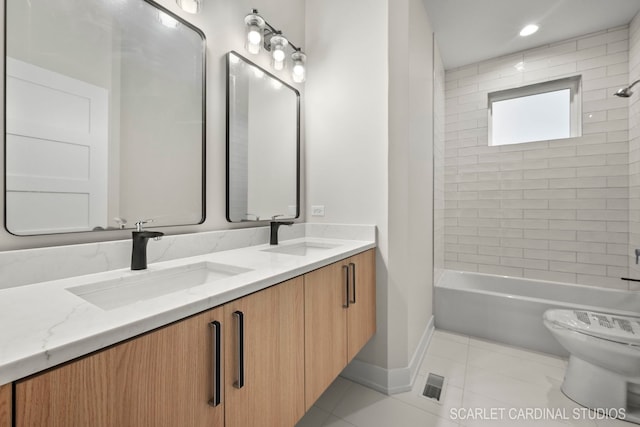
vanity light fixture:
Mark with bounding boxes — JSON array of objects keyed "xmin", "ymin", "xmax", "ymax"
[
  {"xmin": 244, "ymin": 9, "xmax": 307, "ymax": 83},
  {"xmin": 291, "ymin": 51, "xmax": 306, "ymax": 83},
  {"xmin": 245, "ymin": 10, "xmax": 266, "ymax": 55},
  {"xmin": 270, "ymin": 34, "xmax": 289, "ymax": 71},
  {"xmin": 519, "ymin": 24, "xmax": 539, "ymax": 37},
  {"xmin": 176, "ymin": 0, "xmax": 202, "ymax": 14}
]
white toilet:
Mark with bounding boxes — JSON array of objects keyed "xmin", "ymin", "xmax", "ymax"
[{"xmin": 544, "ymin": 309, "xmax": 640, "ymax": 424}]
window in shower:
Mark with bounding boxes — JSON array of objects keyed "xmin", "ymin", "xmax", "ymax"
[{"xmin": 488, "ymin": 75, "xmax": 582, "ymax": 146}]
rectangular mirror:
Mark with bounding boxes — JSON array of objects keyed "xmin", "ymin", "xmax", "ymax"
[
  {"xmin": 5, "ymin": 0, "xmax": 206, "ymax": 235},
  {"xmin": 226, "ymin": 51, "xmax": 300, "ymax": 223}
]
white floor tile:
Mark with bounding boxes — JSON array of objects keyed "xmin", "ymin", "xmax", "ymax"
[
  {"xmin": 434, "ymin": 330, "xmax": 471, "ymax": 345},
  {"xmin": 393, "ymin": 373, "xmax": 464, "ymax": 420},
  {"xmin": 464, "ymin": 365, "xmax": 556, "ymax": 408},
  {"xmin": 462, "ymin": 388, "xmax": 518, "ymax": 412},
  {"xmin": 466, "ymin": 345, "xmax": 566, "ymax": 386},
  {"xmin": 420, "ymin": 353, "xmax": 467, "ymax": 388},
  {"xmin": 314, "ymin": 376, "xmax": 354, "ymax": 413},
  {"xmin": 461, "ymin": 416, "xmax": 590, "ymax": 427},
  {"xmin": 468, "ymin": 337, "xmax": 567, "ymax": 369},
  {"xmin": 298, "ymin": 331, "xmax": 632, "ymax": 427},
  {"xmin": 296, "ymin": 406, "xmax": 332, "ymax": 427},
  {"xmin": 332, "ymin": 382, "xmax": 459, "ymax": 427},
  {"xmin": 427, "ymin": 334, "xmax": 470, "ymax": 365},
  {"xmin": 322, "ymin": 415, "xmax": 358, "ymax": 427},
  {"xmin": 461, "ymin": 390, "xmax": 598, "ymax": 427},
  {"xmin": 595, "ymin": 414, "xmax": 638, "ymax": 426}
]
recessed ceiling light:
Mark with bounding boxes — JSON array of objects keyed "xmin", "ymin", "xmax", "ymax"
[{"xmin": 520, "ymin": 24, "xmax": 539, "ymax": 37}]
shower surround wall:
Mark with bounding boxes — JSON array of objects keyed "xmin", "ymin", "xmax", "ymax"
[
  {"xmin": 433, "ymin": 43, "xmax": 446, "ymax": 285},
  {"xmin": 444, "ymin": 26, "xmax": 631, "ymax": 290},
  {"xmin": 629, "ymin": 12, "xmax": 640, "ymax": 288}
]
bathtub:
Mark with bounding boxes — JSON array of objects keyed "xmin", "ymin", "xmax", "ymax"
[{"xmin": 434, "ymin": 270, "xmax": 640, "ymax": 357}]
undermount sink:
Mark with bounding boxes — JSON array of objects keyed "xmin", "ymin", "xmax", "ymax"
[
  {"xmin": 262, "ymin": 241, "xmax": 341, "ymax": 256},
  {"xmin": 67, "ymin": 262, "xmax": 252, "ymax": 310}
]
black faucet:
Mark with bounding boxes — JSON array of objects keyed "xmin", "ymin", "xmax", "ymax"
[
  {"xmin": 131, "ymin": 220, "xmax": 164, "ymax": 270},
  {"xmin": 270, "ymin": 216, "xmax": 294, "ymax": 245}
]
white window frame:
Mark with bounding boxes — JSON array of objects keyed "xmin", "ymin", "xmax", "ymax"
[{"xmin": 488, "ymin": 75, "xmax": 582, "ymax": 146}]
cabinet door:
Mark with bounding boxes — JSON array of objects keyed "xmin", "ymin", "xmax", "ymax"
[
  {"xmin": 347, "ymin": 249, "xmax": 377, "ymax": 361},
  {"xmin": 224, "ymin": 277, "xmax": 305, "ymax": 427},
  {"xmin": 0, "ymin": 383, "xmax": 11, "ymax": 427},
  {"xmin": 15, "ymin": 307, "xmax": 224, "ymax": 427},
  {"xmin": 304, "ymin": 261, "xmax": 348, "ymax": 410}
]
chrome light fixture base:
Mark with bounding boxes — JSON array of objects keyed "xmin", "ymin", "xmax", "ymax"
[{"xmin": 243, "ymin": 9, "xmax": 306, "ymax": 83}]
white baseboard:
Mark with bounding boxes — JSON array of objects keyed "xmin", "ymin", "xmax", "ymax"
[{"xmin": 340, "ymin": 315, "xmax": 434, "ymax": 395}]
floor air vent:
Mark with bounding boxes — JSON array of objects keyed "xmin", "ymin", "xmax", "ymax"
[{"xmin": 422, "ymin": 373, "xmax": 445, "ymax": 401}]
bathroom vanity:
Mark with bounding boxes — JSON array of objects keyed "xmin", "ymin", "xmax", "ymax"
[{"xmin": 0, "ymin": 231, "xmax": 375, "ymax": 427}]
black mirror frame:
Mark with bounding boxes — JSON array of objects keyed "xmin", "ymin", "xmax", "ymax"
[
  {"xmin": 225, "ymin": 50, "xmax": 300, "ymax": 223},
  {"xmin": 3, "ymin": 0, "xmax": 207, "ymax": 236}
]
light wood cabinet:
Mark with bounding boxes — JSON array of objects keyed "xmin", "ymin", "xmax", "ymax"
[
  {"xmin": 304, "ymin": 259, "xmax": 349, "ymax": 410},
  {"xmin": 304, "ymin": 249, "xmax": 376, "ymax": 409},
  {"xmin": 15, "ymin": 307, "xmax": 225, "ymax": 427},
  {"xmin": 346, "ymin": 249, "xmax": 376, "ymax": 362},
  {"xmin": 224, "ymin": 277, "xmax": 305, "ymax": 427},
  {"xmin": 9, "ymin": 249, "xmax": 374, "ymax": 426},
  {"xmin": 0, "ymin": 383, "xmax": 11, "ymax": 427}
]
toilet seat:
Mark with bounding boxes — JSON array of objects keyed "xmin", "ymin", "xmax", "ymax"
[{"xmin": 544, "ymin": 309, "xmax": 640, "ymax": 346}]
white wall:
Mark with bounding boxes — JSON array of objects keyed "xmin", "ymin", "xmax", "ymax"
[
  {"xmin": 444, "ymin": 26, "xmax": 631, "ymax": 289},
  {"xmin": 306, "ymin": 0, "xmax": 436, "ymax": 386},
  {"xmin": 0, "ymin": 0, "xmax": 305, "ymax": 250},
  {"xmin": 393, "ymin": 0, "xmax": 434, "ymax": 370},
  {"xmin": 629, "ymin": 12, "xmax": 640, "ymax": 287},
  {"xmin": 305, "ymin": 0, "xmax": 390, "ymax": 368}
]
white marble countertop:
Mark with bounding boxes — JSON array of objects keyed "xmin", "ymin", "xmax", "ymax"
[{"xmin": 0, "ymin": 235, "xmax": 375, "ymax": 385}]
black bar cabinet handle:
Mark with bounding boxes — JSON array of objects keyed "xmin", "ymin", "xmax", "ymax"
[
  {"xmin": 208, "ymin": 321, "xmax": 222, "ymax": 407},
  {"xmin": 349, "ymin": 262, "xmax": 356, "ymax": 304},
  {"xmin": 342, "ymin": 265, "xmax": 350, "ymax": 308},
  {"xmin": 233, "ymin": 311, "xmax": 245, "ymax": 389}
]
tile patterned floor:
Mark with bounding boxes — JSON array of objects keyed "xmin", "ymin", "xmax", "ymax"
[{"xmin": 296, "ymin": 330, "xmax": 633, "ymax": 427}]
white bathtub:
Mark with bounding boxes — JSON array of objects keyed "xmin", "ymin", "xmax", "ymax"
[{"xmin": 435, "ymin": 270, "xmax": 640, "ymax": 356}]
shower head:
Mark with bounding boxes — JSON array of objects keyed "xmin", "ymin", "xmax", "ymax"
[
  {"xmin": 614, "ymin": 88, "xmax": 633, "ymax": 98},
  {"xmin": 614, "ymin": 79, "xmax": 640, "ymax": 98}
]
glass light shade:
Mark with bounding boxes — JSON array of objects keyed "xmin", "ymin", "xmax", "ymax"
[
  {"xmin": 244, "ymin": 12, "xmax": 265, "ymax": 55},
  {"xmin": 291, "ymin": 51, "xmax": 306, "ymax": 83},
  {"xmin": 270, "ymin": 35, "xmax": 288, "ymax": 71},
  {"xmin": 176, "ymin": 0, "xmax": 201, "ymax": 14}
]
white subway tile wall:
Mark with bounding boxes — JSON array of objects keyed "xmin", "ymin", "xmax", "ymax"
[
  {"xmin": 444, "ymin": 26, "xmax": 633, "ymax": 290},
  {"xmin": 630, "ymin": 13, "xmax": 640, "ymax": 285},
  {"xmin": 433, "ymin": 44, "xmax": 446, "ymax": 284}
]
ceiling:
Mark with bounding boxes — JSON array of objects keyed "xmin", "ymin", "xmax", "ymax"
[{"xmin": 422, "ymin": 0, "xmax": 640, "ymax": 70}]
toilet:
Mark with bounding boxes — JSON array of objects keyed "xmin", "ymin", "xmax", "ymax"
[{"xmin": 544, "ymin": 309, "xmax": 640, "ymax": 424}]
